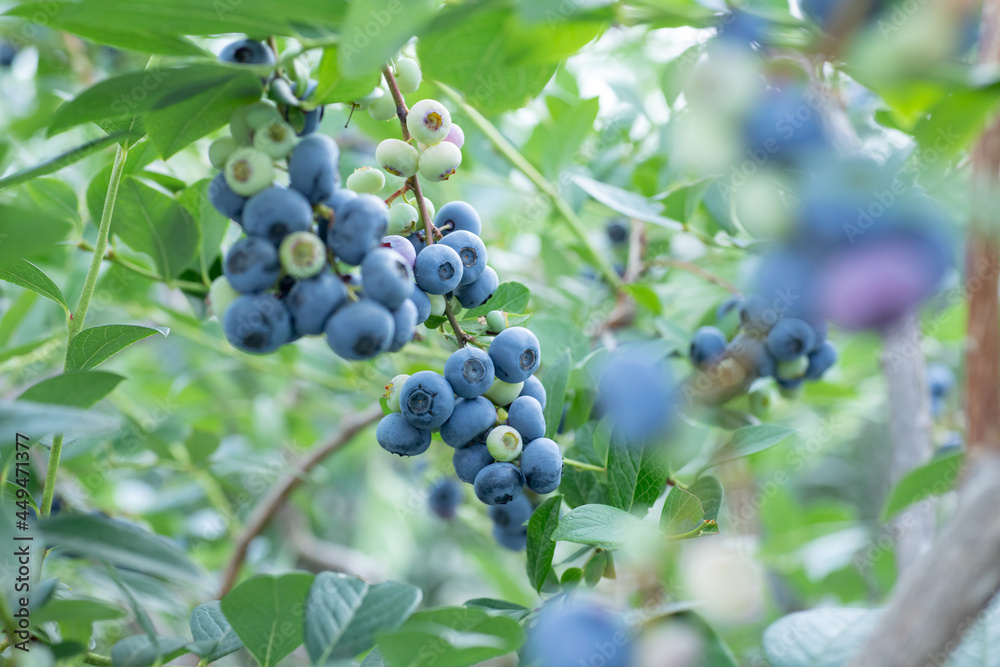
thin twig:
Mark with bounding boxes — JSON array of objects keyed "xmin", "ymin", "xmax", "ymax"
[
  {"xmin": 650, "ymin": 258, "xmax": 741, "ymax": 295},
  {"xmin": 444, "ymin": 302, "xmax": 471, "ymax": 347},
  {"xmin": 563, "ymin": 457, "xmax": 606, "ymax": 473},
  {"xmin": 382, "ymin": 64, "xmax": 410, "ymax": 142},
  {"xmin": 217, "ymin": 404, "xmax": 383, "ymax": 598}
]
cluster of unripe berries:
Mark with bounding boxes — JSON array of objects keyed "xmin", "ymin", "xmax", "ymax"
[
  {"xmin": 205, "ymin": 40, "xmax": 498, "ymax": 360},
  {"xmin": 378, "ymin": 326, "xmax": 561, "ymax": 539},
  {"xmin": 689, "ymin": 294, "xmax": 838, "ymax": 400}
]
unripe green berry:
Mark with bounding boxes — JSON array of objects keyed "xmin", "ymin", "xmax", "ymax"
[
  {"xmin": 230, "ymin": 101, "xmax": 279, "ymax": 144},
  {"xmin": 345, "ymin": 166, "xmax": 386, "ymax": 194},
  {"xmin": 486, "ymin": 425, "xmax": 522, "ymax": 462},
  {"xmin": 418, "ymin": 142, "xmax": 462, "ymax": 182},
  {"xmin": 246, "ymin": 101, "xmax": 282, "ymax": 131},
  {"xmin": 748, "ymin": 382, "xmax": 776, "ymax": 418},
  {"xmin": 486, "ymin": 310, "xmax": 507, "ymax": 332},
  {"xmin": 224, "ymin": 147, "xmax": 273, "ymax": 196},
  {"xmin": 356, "ymin": 87, "xmax": 384, "ymax": 110},
  {"xmin": 778, "ymin": 381, "xmax": 803, "ymax": 399},
  {"xmin": 428, "ymin": 293, "xmax": 446, "ymax": 317},
  {"xmin": 394, "ymin": 57, "xmax": 422, "ymax": 94},
  {"xmin": 406, "ymin": 99, "xmax": 451, "ymax": 145},
  {"xmin": 384, "ymin": 373, "xmax": 410, "ymax": 413},
  {"xmin": 253, "ymin": 119, "xmax": 297, "ymax": 159},
  {"xmin": 209, "ymin": 136, "xmax": 239, "ymax": 169},
  {"xmin": 209, "ymin": 275, "xmax": 240, "ymax": 318},
  {"xmin": 388, "ymin": 202, "xmax": 419, "ymax": 235},
  {"xmin": 368, "ymin": 90, "xmax": 397, "ymax": 121},
  {"xmin": 279, "ymin": 231, "xmax": 327, "ymax": 278},
  {"xmin": 484, "ymin": 379, "xmax": 524, "ymax": 407},
  {"xmin": 776, "ymin": 355, "xmax": 809, "ymax": 381},
  {"xmin": 376, "ymin": 138, "xmax": 419, "ymax": 178}
]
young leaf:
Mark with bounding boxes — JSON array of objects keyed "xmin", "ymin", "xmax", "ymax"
[
  {"xmin": 526, "ymin": 495, "xmax": 563, "ymax": 592},
  {"xmin": 221, "ymin": 573, "xmax": 315, "ymax": 667},
  {"xmin": 0, "ymin": 260, "xmax": 68, "ymax": 313},
  {"xmin": 66, "ymin": 325, "xmax": 168, "ymax": 372},
  {"xmin": 188, "ymin": 601, "xmax": 244, "ymax": 663},
  {"xmin": 18, "ymin": 371, "xmax": 125, "ymax": 409},
  {"xmin": 40, "ymin": 513, "xmax": 204, "ymax": 582},
  {"xmin": 376, "ymin": 607, "xmax": 524, "ymax": 667},
  {"xmin": 110, "ymin": 635, "xmax": 190, "ymax": 667},
  {"xmin": 551, "ymin": 504, "xmax": 660, "ymax": 548},
  {"xmin": 660, "ymin": 486, "xmax": 705, "ymax": 535},
  {"xmin": 881, "ymin": 450, "xmax": 964, "ymax": 521},
  {"xmin": 606, "ymin": 434, "xmax": 669, "ymax": 514}
]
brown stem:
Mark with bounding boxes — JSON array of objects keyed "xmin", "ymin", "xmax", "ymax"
[
  {"xmin": 651, "ymin": 258, "xmax": 741, "ymax": 295},
  {"xmin": 217, "ymin": 404, "xmax": 382, "ymax": 598},
  {"xmin": 382, "ymin": 64, "xmax": 411, "ymax": 142},
  {"xmin": 385, "ymin": 183, "xmax": 410, "ymax": 206},
  {"xmin": 445, "ymin": 302, "xmax": 471, "ymax": 347}
]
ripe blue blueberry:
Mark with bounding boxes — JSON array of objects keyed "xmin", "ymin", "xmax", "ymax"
[
  {"xmin": 520, "ymin": 437, "xmax": 562, "ymax": 494},
  {"xmin": 507, "ymin": 395, "xmax": 546, "ymax": 442},
  {"xmin": 690, "ymin": 326, "xmax": 728, "ymax": 367},
  {"xmin": 376, "ymin": 413, "xmax": 431, "ymax": 457},
  {"xmin": 489, "ymin": 326, "xmax": 541, "ymax": 384},
  {"xmin": 805, "ymin": 340, "xmax": 838, "ymax": 381},
  {"xmin": 400, "ymin": 370, "xmax": 456, "ymax": 430},
  {"xmin": 454, "ymin": 266, "xmax": 498, "ymax": 309},
  {"xmin": 286, "ymin": 272, "xmax": 348, "ymax": 336},
  {"xmin": 223, "ymin": 293, "xmax": 292, "ymax": 354},
  {"xmin": 434, "ymin": 201, "xmax": 482, "ymax": 237},
  {"xmin": 739, "ymin": 294, "xmax": 775, "ymax": 336},
  {"xmin": 598, "ymin": 346, "xmax": 674, "ymax": 439},
  {"xmin": 523, "ymin": 600, "xmax": 632, "ymax": 667},
  {"xmin": 717, "ymin": 295, "xmax": 742, "ymax": 321},
  {"xmin": 438, "ymin": 230, "xmax": 487, "ymax": 286},
  {"xmin": 208, "ymin": 172, "xmax": 246, "ymax": 224},
  {"xmin": 327, "ymin": 194, "xmax": 389, "ymax": 265},
  {"xmin": 439, "ymin": 397, "xmax": 497, "ymax": 448},
  {"xmin": 409, "ymin": 287, "xmax": 432, "ymax": 325},
  {"xmin": 452, "ymin": 441, "xmax": 494, "ymax": 484},
  {"xmin": 765, "ymin": 318, "xmax": 817, "ymax": 362},
  {"xmin": 325, "ymin": 299, "xmax": 395, "ymax": 360},
  {"xmin": 388, "ymin": 299, "xmax": 417, "ymax": 352},
  {"xmin": 519, "ymin": 375, "xmax": 547, "ymax": 410},
  {"xmin": 224, "ymin": 237, "xmax": 281, "ymax": 293},
  {"xmin": 219, "ymin": 39, "xmax": 275, "ymax": 66},
  {"xmin": 289, "ymin": 134, "xmax": 341, "ymax": 204},
  {"xmin": 927, "ymin": 363, "xmax": 954, "ymax": 399},
  {"xmin": 360, "ymin": 248, "xmax": 414, "ymax": 309},
  {"xmin": 428, "ymin": 479, "xmax": 462, "ymax": 519},
  {"xmin": 414, "ymin": 244, "xmax": 464, "ymax": 295},
  {"xmin": 473, "ymin": 462, "xmax": 524, "ymax": 506},
  {"xmin": 242, "ymin": 186, "xmax": 313, "ymax": 246},
  {"xmin": 444, "ymin": 347, "xmax": 495, "ymax": 399},
  {"xmin": 488, "ymin": 495, "xmax": 533, "ymax": 531},
  {"xmin": 291, "ymin": 79, "xmax": 325, "ymax": 136},
  {"xmin": 492, "ymin": 524, "xmax": 527, "ymax": 550}
]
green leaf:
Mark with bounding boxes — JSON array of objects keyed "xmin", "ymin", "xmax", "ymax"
[
  {"xmin": 763, "ymin": 608, "xmax": 876, "ymax": 667},
  {"xmin": 110, "ymin": 635, "xmax": 190, "ymax": 667},
  {"xmin": 418, "ymin": 4, "xmax": 558, "ymax": 115},
  {"xmin": 340, "ymin": 0, "xmax": 438, "ymax": 76},
  {"xmin": 463, "ymin": 598, "xmax": 528, "ymax": 611},
  {"xmin": 314, "ymin": 47, "xmax": 381, "ymax": 105},
  {"xmin": 551, "ymin": 503, "xmax": 659, "ymax": 547},
  {"xmin": 146, "ymin": 76, "xmax": 263, "ymax": 159},
  {"xmin": 66, "ymin": 325, "xmax": 168, "ymax": 372},
  {"xmin": 881, "ymin": 450, "xmax": 964, "ymax": 521},
  {"xmin": 583, "ymin": 549, "xmax": 609, "ymax": 587},
  {"xmin": 463, "ymin": 281, "xmax": 531, "ymax": 318},
  {"xmin": 687, "ymin": 475, "xmax": 723, "ymax": 531},
  {"xmin": 607, "ymin": 435, "xmax": 669, "ymax": 514},
  {"xmin": 526, "ymin": 495, "xmax": 562, "ymax": 592},
  {"xmin": 660, "ymin": 486, "xmax": 705, "ymax": 535},
  {"xmin": 702, "ymin": 424, "xmax": 797, "ymax": 472},
  {"xmin": 0, "ymin": 401, "xmax": 119, "ymax": 443},
  {"xmin": 304, "ymin": 573, "xmax": 368, "ymax": 664},
  {"xmin": 320, "ymin": 581, "xmax": 423, "ymax": 660},
  {"xmin": 179, "ymin": 179, "xmax": 230, "ymax": 276},
  {"xmin": 188, "ymin": 601, "xmax": 244, "ymax": 663},
  {"xmin": 376, "ymin": 607, "xmax": 524, "ymax": 667},
  {"xmin": 0, "ymin": 131, "xmax": 141, "ymax": 191},
  {"xmin": 25, "ymin": 178, "xmax": 80, "ymax": 223},
  {"xmin": 0, "ymin": 260, "xmax": 68, "ymax": 313},
  {"xmin": 622, "ymin": 283, "xmax": 662, "ymax": 314},
  {"xmin": 541, "ymin": 349, "xmax": 571, "ymax": 439},
  {"xmin": 221, "ymin": 573, "xmax": 315, "ymax": 667},
  {"xmin": 361, "ymin": 648, "xmax": 388, "ymax": 667},
  {"xmin": 48, "ymin": 65, "xmax": 263, "ymax": 136},
  {"xmin": 18, "ymin": 371, "xmax": 125, "ymax": 409},
  {"xmin": 112, "ymin": 176, "xmax": 200, "ymax": 280},
  {"xmin": 33, "ymin": 599, "xmax": 127, "ymax": 624},
  {"xmin": 0, "ymin": 203, "xmax": 73, "ymax": 265},
  {"xmin": 40, "ymin": 513, "xmax": 203, "ymax": 582},
  {"xmin": 570, "ymin": 174, "xmax": 682, "ymax": 229}
]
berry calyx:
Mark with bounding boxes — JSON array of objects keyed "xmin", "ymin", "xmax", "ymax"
[
  {"xmin": 279, "ymin": 231, "xmax": 327, "ymax": 279},
  {"xmin": 224, "ymin": 147, "xmax": 274, "ymax": 197},
  {"xmin": 253, "ymin": 119, "xmax": 297, "ymax": 159},
  {"xmin": 406, "ymin": 99, "xmax": 451, "ymax": 145}
]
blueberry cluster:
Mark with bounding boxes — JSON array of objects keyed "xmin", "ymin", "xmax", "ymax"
[
  {"xmin": 689, "ymin": 295, "xmax": 837, "ymax": 396},
  {"xmin": 377, "ymin": 327, "xmax": 561, "ymax": 519}
]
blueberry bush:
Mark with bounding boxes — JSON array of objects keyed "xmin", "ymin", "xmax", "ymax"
[{"xmin": 0, "ymin": 0, "xmax": 997, "ymax": 665}]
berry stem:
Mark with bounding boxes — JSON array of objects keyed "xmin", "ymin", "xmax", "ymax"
[
  {"xmin": 562, "ymin": 457, "xmax": 607, "ymax": 473},
  {"xmin": 444, "ymin": 301, "xmax": 471, "ymax": 348},
  {"xmin": 41, "ymin": 140, "xmax": 129, "ymax": 519},
  {"xmin": 382, "ymin": 63, "xmax": 411, "ymax": 142},
  {"xmin": 384, "ymin": 182, "xmax": 410, "ymax": 205}
]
